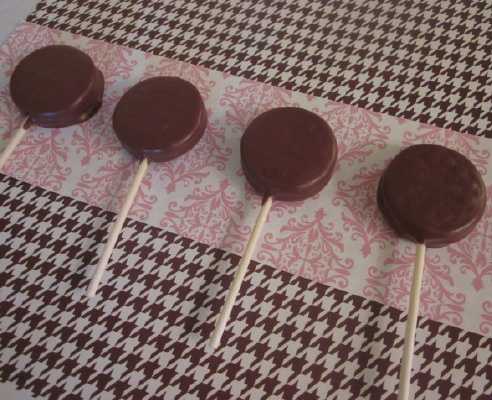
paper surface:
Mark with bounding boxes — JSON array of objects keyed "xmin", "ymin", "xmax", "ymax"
[
  {"xmin": 1, "ymin": 23, "xmax": 491, "ymax": 337},
  {"xmin": 1, "ymin": 174, "xmax": 491, "ymax": 400}
]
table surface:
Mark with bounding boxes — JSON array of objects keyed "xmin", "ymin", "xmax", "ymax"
[{"xmin": 1, "ymin": 1, "xmax": 492, "ymax": 400}]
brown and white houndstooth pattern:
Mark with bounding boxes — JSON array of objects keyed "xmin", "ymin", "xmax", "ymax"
[
  {"xmin": 27, "ymin": 0, "xmax": 492, "ymax": 137},
  {"xmin": 1, "ymin": 174, "xmax": 491, "ymax": 400}
]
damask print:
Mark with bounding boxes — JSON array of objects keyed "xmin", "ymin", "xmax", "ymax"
[
  {"xmin": 403, "ymin": 124, "xmax": 490, "ymax": 175},
  {"xmin": 70, "ymin": 113, "xmax": 121, "ymax": 166},
  {"xmin": 219, "ymin": 79, "xmax": 294, "ymax": 132},
  {"xmin": 73, "ymin": 158, "xmax": 157, "ymax": 220},
  {"xmin": 333, "ymin": 164, "xmax": 396, "ymax": 257},
  {"xmin": 258, "ymin": 209, "xmax": 354, "ymax": 287},
  {"xmin": 161, "ymin": 179, "xmax": 250, "ymax": 254},
  {"xmin": 69, "ymin": 82, "xmax": 123, "ymax": 168},
  {"xmin": 156, "ymin": 118, "xmax": 231, "ymax": 193},
  {"xmin": 480, "ymin": 301, "xmax": 492, "ymax": 335},
  {"xmin": 0, "ymin": 90, "xmax": 22, "ymax": 144},
  {"xmin": 4, "ymin": 128, "xmax": 72, "ymax": 192},
  {"xmin": 96, "ymin": 43, "xmax": 137, "ymax": 85},
  {"xmin": 318, "ymin": 103, "xmax": 391, "ymax": 167},
  {"xmin": 365, "ymin": 246, "xmax": 466, "ymax": 326},
  {"xmin": 447, "ymin": 185, "xmax": 492, "ymax": 291}
]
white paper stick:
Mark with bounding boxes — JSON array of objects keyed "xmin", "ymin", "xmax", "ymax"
[
  {"xmin": 0, "ymin": 117, "xmax": 30, "ymax": 171},
  {"xmin": 398, "ymin": 242, "xmax": 426, "ymax": 400},
  {"xmin": 209, "ymin": 195, "xmax": 273, "ymax": 349},
  {"xmin": 87, "ymin": 158, "xmax": 149, "ymax": 297}
]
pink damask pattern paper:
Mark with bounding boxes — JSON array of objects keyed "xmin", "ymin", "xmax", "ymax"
[
  {"xmin": 8, "ymin": 128, "xmax": 72, "ymax": 192},
  {"xmin": 447, "ymin": 185, "xmax": 492, "ymax": 291},
  {"xmin": 220, "ymin": 79, "xmax": 295, "ymax": 133},
  {"xmin": 333, "ymin": 164, "xmax": 396, "ymax": 257},
  {"xmin": 1, "ymin": 23, "xmax": 492, "ymax": 336},
  {"xmin": 364, "ymin": 245, "xmax": 466, "ymax": 326},
  {"xmin": 160, "ymin": 179, "xmax": 250, "ymax": 254},
  {"xmin": 481, "ymin": 301, "xmax": 492, "ymax": 335},
  {"xmin": 74, "ymin": 157, "xmax": 157, "ymax": 220},
  {"xmin": 319, "ymin": 103, "xmax": 391, "ymax": 168},
  {"xmin": 258, "ymin": 209, "xmax": 354, "ymax": 287},
  {"xmin": 155, "ymin": 118, "xmax": 232, "ymax": 193}
]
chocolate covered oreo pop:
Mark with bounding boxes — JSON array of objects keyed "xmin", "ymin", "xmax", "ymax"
[
  {"xmin": 210, "ymin": 107, "xmax": 337, "ymax": 348},
  {"xmin": 378, "ymin": 144, "xmax": 486, "ymax": 400},
  {"xmin": 379, "ymin": 144, "xmax": 486, "ymax": 247},
  {"xmin": 241, "ymin": 107, "xmax": 338, "ymax": 201},
  {"xmin": 88, "ymin": 77, "xmax": 207, "ymax": 297},
  {"xmin": 0, "ymin": 45, "xmax": 104, "ymax": 169},
  {"xmin": 113, "ymin": 77, "xmax": 207, "ymax": 162}
]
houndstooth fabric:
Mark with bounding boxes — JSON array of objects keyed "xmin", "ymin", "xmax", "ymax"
[
  {"xmin": 1, "ymin": 174, "xmax": 492, "ymax": 399},
  {"xmin": 27, "ymin": 0, "xmax": 492, "ymax": 137}
]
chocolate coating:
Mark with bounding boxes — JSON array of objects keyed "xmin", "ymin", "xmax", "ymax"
[
  {"xmin": 10, "ymin": 45, "xmax": 104, "ymax": 128},
  {"xmin": 112, "ymin": 77, "xmax": 207, "ymax": 162},
  {"xmin": 241, "ymin": 107, "xmax": 337, "ymax": 201},
  {"xmin": 378, "ymin": 144, "xmax": 486, "ymax": 248}
]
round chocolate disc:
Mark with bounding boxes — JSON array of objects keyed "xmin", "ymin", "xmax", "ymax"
[
  {"xmin": 378, "ymin": 144, "xmax": 486, "ymax": 248},
  {"xmin": 112, "ymin": 77, "xmax": 207, "ymax": 162},
  {"xmin": 10, "ymin": 45, "xmax": 104, "ymax": 128},
  {"xmin": 241, "ymin": 107, "xmax": 337, "ymax": 201}
]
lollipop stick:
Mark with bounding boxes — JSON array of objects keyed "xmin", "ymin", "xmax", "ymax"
[
  {"xmin": 210, "ymin": 195, "xmax": 273, "ymax": 349},
  {"xmin": 87, "ymin": 158, "xmax": 149, "ymax": 297},
  {"xmin": 398, "ymin": 243, "xmax": 426, "ymax": 400},
  {"xmin": 0, "ymin": 117, "xmax": 30, "ymax": 170}
]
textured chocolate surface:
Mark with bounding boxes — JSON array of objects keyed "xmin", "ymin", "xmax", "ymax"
[
  {"xmin": 241, "ymin": 107, "xmax": 337, "ymax": 201},
  {"xmin": 112, "ymin": 77, "xmax": 207, "ymax": 162},
  {"xmin": 10, "ymin": 45, "xmax": 104, "ymax": 128},
  {"xmin": 378, "ymin": 144, "xmax": 487, "ymax": 247}
]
